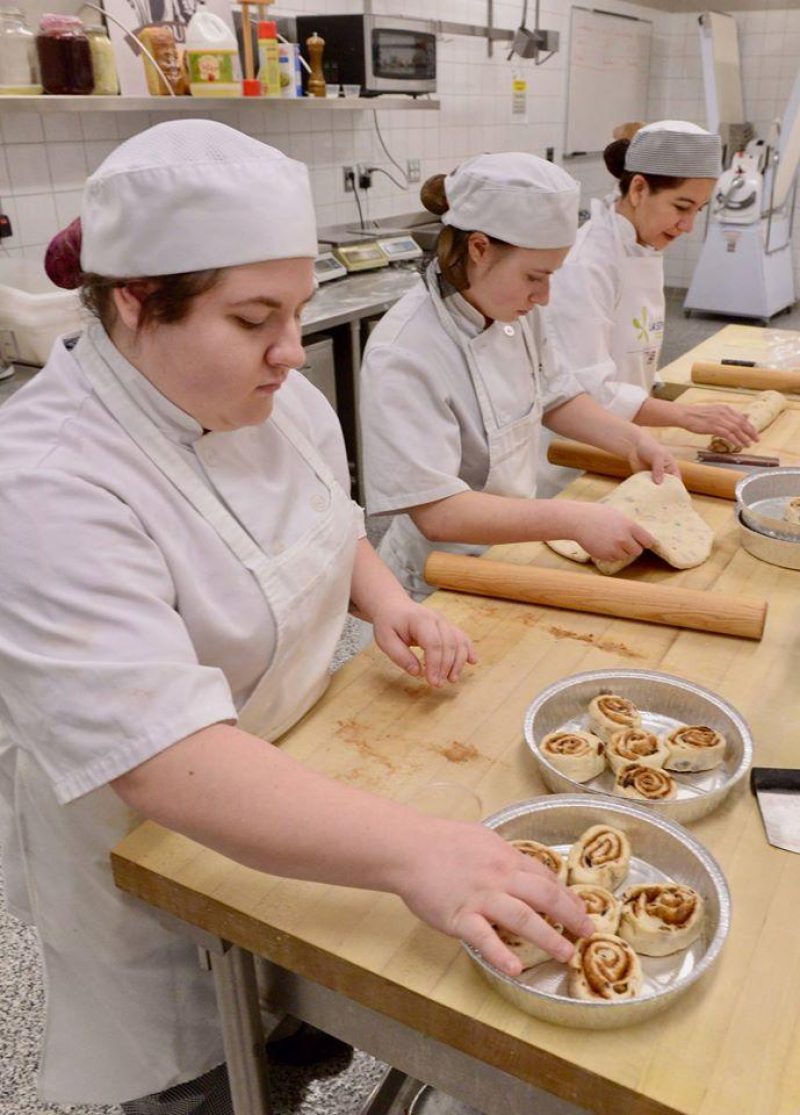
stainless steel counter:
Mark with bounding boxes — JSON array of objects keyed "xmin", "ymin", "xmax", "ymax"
[{"xmin": 302, "ymin": 265, "xmax": 421, "ymax": 334}]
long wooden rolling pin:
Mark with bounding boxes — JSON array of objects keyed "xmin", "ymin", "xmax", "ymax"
[
  {"xmin": 424, "ymin": 552, "xmax": 767, "ymax": 641},
  {"xmin": 547, "ymin": 440, "xmax": 745, "ymax": 500},
  {"xmin": 691, "ymin": 360, "xmax": 800, "ymax": 394}
]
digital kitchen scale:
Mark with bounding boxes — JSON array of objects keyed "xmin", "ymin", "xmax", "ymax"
[
  {"xmin": 377, "ymin": 235, "xmax": 423, "ymax": 262},
  {"xmin": 332, "ymin": 241, "xmax": 389, "ymax": 273},
  {"xmin": 314, "ymin": 251, "xmax": 347, "ymax": 283}
]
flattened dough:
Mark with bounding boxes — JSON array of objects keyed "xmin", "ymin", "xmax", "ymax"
[
  {"xmin": 708, "ymin": 389, "xmax": 786, "ymax": 453},
  {"xmin": 546, "ymin": 472, "xmax": 713, "ymax": 576}
]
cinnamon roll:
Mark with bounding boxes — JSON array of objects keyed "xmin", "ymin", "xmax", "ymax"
[
  {"xmin": 567, "ymin": 824, "xmax": 631, "ymax": 890},
  {"xmin": 567, "ymin": 933, "xmax": 643, "ymax": 1001},
  {"xmin": 614, "ymin": 762, "xmax": 677, "ymax": 802},
  {"xmin": 588, "ymin": 693, "xmax": 642, "ymax": 742},
  {"xmin": 568, "ymin": 884, "xmax": 621, "ymax": 936},
  {"xmin": 785, "ymin": 496, "xmax": 800, "ymax": 525},
  {"xmin": 496, "ymin": 916, "xmax": 563, "ymax": 970},
  {"xmin": 510, "ymin": 839, "xmax": 568, "ymax": 883},
  {"xmin": 663, "ymin": 725, "xmax": 726, "ymax": 772},
  {"xmin": 540, "ymin": 729, "xmax": 606, "ymax": 783},
  {"xmin": 618, "ymin": 883, "xmax": 705, "ymax": 956},
  {"xmin": 606, "ymin": 727, "xmax": 669, "ymax": 774}
]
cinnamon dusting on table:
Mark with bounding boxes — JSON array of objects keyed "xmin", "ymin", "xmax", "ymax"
[
  {"xmin": 437, "ymin": 739, "xmax": 480, "ymax": 764},
  {"xmin": 334, "ymin": 717, "xmax": 395, "ymax": 771},
  {"xmin": 544, "ymin": 625, "xmax": 645, "ymax": 661}
]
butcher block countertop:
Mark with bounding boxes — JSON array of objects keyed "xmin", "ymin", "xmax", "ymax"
[{"xmin": 112, "ymin": 356, "xmax": 800, "ymax": 1115}]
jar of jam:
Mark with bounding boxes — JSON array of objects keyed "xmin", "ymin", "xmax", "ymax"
[{"xmin": 36, "ymin": 14, "xmax": 93, "ymax": 95}]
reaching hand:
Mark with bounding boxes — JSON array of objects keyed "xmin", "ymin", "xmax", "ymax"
[
  {"xmin": 372, "ymin": 600, "xmax": 477, "ymax": 687},
  {"xmin": 681, "ymin": 403, "xmax": 758, "ymax": 447}
]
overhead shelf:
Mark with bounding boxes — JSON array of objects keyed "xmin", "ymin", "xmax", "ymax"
[{"xmin": 0, "ymin": 94, "xmax": 439, "ymax": 113}]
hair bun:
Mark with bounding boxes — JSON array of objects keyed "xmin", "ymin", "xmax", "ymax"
[
  {"xmin": 45, "ymin": 217, "xmax": 83, "ymax": 289},
  {"xmin": 603, "ymin": 138, "xmax": 630, "ymax": 180},
  {"xmin": 420, "ymin": 173, "xmax": 449, "ymax": 216}
]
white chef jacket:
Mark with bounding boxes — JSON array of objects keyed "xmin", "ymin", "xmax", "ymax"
[
  {"xmin": 361, "ymin": 273, "xmax": 581, "ymax": 517},
  {"xmin": 0, "ymin": 328, "xmax": 364, "ymax": 1102},
  {"xmin": 544, "ymin": 196, "xmax": 665, "ymax": 421}
]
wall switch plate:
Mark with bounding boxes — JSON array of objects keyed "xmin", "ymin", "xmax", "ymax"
[
  {"xmin": 407, "ymin": 158, "xmax": 421, "ymax": 183},
  {"xmin": 342, "ymin": 166, "xmax": 355, "ymax": 193}
]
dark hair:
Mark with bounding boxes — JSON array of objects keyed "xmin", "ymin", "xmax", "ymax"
[
  {"xmin": 45, "ymin": 217, "xmax": 222, "ymax": 332},
  {"xmin": 420, "ymin": 172, "xmax": 514, "ymax": 292},
  {"xmin": 603, "ymin": 138, "xmax": 686, "ymax": 198}
]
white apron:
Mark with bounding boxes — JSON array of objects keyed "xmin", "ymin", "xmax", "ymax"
[
  {"xmin": 379, "ymin": 265, "xmax": 543, "ymax": 599},
  {"xmin": 538, "ymin": 199, "xmax": 665, "ymax": 497},
  {"xmin": 2, "ymin": 330, "xmax": 359, "ymax": 1103}
]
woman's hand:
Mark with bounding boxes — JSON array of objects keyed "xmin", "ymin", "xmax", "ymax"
[
  {"xmin": 679, "ymin": 403, "xmax": 759, "ymax": 446},
  {"xmin": 397, "ymin": 820, "xmax": 596, "ymax": 975},
  {"xmin": 566, "ymin": 503, "xmax": 655, "ymax": 564},
  {"xmin": 372, "ymin": 599, "xmax": 477, "ymax": 687},
  {"xmin": 623, "ymin": 428, "xmax": 681, "ymax": 482}
]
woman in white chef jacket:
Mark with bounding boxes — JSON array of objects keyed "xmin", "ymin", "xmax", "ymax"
[
  {"xmin": 0, "ymin": 123, "xmax": 594, "ymax": 1113},
  {"xmin": 541, "ymin": 120, "xmax": 758, "ymax": 495},
  {"xmin": 360, "ymin": 152, "xmax": 680, "ymax": 601}
]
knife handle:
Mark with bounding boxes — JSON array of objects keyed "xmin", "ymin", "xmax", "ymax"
[{"xmin": 751, "ymin": 767, "xmax": 800, "ymax": 794}]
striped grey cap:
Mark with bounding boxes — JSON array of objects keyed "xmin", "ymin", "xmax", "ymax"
[{"xmin": 625, "ymin": 120, "xmax": 722, "ymax": 179}]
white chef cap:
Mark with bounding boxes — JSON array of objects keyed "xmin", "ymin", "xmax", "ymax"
[
  {"xmin": 625, "ymin": 120, "xmax": 722, "ymax": 179},
  {"xmin": 81, "ymin": 120, "xmax": 318, "ymax": 277},
  {"xmin": 441, "ymin": 153, "xmax": 580, "ymax": 250}
]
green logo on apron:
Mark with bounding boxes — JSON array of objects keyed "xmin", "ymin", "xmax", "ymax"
[{"xmin": 632, "ymin": 305, "xmax": 650, "ymax": 345}]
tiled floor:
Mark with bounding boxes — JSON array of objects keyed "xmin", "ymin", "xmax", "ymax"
[{"xmin": 2, "ymin": 292, "xmax": 799, "ymax": 1115}]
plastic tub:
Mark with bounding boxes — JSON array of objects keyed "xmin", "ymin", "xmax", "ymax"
[{"xmin": 0, "ymin": 258, "xmax": 83, "ymax": 367}]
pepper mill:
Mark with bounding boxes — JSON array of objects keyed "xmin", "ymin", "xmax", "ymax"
[{"xmin": 305, "ymin": 30, "xmax": 326, "ymax": 97}]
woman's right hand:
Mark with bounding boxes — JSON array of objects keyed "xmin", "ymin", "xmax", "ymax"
[
  {"xmin": 396, "ymin": 819, "xmax": 595, "ymax": 976},
  {"xmin": 567, "ymin": 503, "xmax": 655, "ymax": 564}
]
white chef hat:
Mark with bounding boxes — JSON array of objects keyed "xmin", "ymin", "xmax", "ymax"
[
  {"xmin": 441, "ymin": 153, "xmax": 580, "ymax": 249},
  {"xmin": 625, "ymin": 120, "xmax": 722, "ymax": 179},
  {"xmin": 81, "ymin": 120, "xmax": 318, "ymax": 277}
]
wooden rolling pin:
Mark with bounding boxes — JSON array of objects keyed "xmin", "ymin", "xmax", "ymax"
[
  {"xmin": 547, "ymin": 440, "xmax": 745, "ymax": 500},
  {"xmin": 691, "ymin": 361, "xmax": 800, "ymax": 394},
  {"xmin": 424, "ymin": 552, "xmax": 767, "ymax": 641}
]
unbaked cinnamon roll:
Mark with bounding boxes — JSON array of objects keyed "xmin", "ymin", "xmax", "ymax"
[
  {"xmin": 567, "ymin": 824, "xmax": 631, "ymax": 890},
  {"xmin": 618, "ymin": 883, "xmax": 705, "ymax": 956},
  {"xmin": 606, "ymin": 727, "xmax": 669, "ymax": 774},
  {"xmin": 540, "ymin": 729, "xmax": 606, "ymax": 783},
  {"xmin": 567, "ymin": 933, "xmax": 643, "ymax": 1001},
  {"xmin": 568, "ymin": 884, "xmax": 621, "ymax": 936},
  {"xmin": 663, "ymin": 725, "xmax": 726, "ymax": 772},
  {"xmin": 785, "ymin": 496, "xmax": 800, "ymax": 525},
  {"xmin": 614, "ymin": 762, "xmax": 677, "ymax": 802},
  {"xmin": 496, "ymin": 916, "xmax": 563, "ymax": 970},
  {"xmin": 588, "ymin": 693, "xmax": 642, "ymax": 742},
  {"xmin": 510, "ymin": 839, "xmax": 568, "ymax": 883}
]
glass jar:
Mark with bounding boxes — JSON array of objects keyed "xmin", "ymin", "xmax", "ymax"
[
  {"xmin": 0, "ymin": 6, "xmax": 42, "ymax": 94},
  {"xmin": 36, "ymin": 14, "xmax": 93, "ymax": 95},
  {"xmin": 85, "ymin": 24, "xmax": 118, "ymax": 95}
]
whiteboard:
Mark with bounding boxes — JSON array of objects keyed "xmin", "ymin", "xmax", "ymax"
[{"xmin": 565, "ymin": 7, "xmax": 653, "ymax": 156}]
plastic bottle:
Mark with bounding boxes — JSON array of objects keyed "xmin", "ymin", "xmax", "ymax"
[
  {"xmin": 185, "ymin": 11, "xmax": 239, "ymax": 97},
  {"xmin": 278, "ymin": 40, "xmax": 301, "ymax": 99},
  {"xmin": 257, "ymin": 20, "xmax": 280, "ymax": 97}
]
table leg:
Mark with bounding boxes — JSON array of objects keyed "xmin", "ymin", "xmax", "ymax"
[{"xmin": 210, "ymin": 945, "xmax": 272, "ymax": 1115}]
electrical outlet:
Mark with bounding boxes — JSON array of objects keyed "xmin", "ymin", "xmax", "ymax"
[
  {"xmin": 406, "ymin": 159, "xmax": 421, "ymax": 184},
  {"xmin": 357, "ymin": 163, "xmax": 372, "ymax": 190},
  {"xmin": 342, "ymin": 165, "xmax": 355, "ymax": 193}
]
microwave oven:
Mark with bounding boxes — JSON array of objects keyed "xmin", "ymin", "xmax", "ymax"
[{"xmin": 294, "ymin": 15, "xmax": 436, "ymax": 96}]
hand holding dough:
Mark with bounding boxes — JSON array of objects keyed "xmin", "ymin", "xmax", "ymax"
[{"xmin": 709, "ymin": 390, "xmax": 785, "ymax": 453}]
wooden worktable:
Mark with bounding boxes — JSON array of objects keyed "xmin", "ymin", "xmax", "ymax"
[
  {"xmin": 659, "ymin": 322, "xmax": 800, "ymax": 395},
  {"xmin": 112, "ymin": 352, "xmax": 800, "ymax": 1115}
]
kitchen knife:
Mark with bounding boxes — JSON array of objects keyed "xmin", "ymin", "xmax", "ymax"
[{"xmin": 750, "ymin": 767, "xmax": 800, "ymax": 854}]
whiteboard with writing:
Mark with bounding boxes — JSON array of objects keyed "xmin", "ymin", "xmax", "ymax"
[{"xmin": 565, "ymin": 7, "xmax": 653, "ymax": 155}]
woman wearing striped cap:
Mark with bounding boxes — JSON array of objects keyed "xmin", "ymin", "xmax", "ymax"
[{"xmin": 540, "ymin": 120, "xmax": 759, "ymax": 495}]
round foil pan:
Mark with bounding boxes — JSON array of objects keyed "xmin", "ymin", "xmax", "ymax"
[
  {"xmin": 737, "ymin": 509, "xmax": 800, "ymax": 570},
  {"xmin": 464, "ymin": 795, "xmax": 730, "ymax": 1028},
  {"xmin": 524, "ymin": 669, "xmax": 752, "ymax": 824},
  {"xmin": 736, "ymin": 468, "xmax": 800, "ymax": 541}
]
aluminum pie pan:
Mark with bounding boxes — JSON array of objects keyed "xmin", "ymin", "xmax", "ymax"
[
  {"xmin": 463, "ymin": 795, "xmax": 730, "ymax": 1029},
  {"xmin": 523, "ymin": 669, "xmax": 752, "ymax": 824},
  {"xmin": 735, "ymin": 467, "xmax": 800, "ymax": 541},
  {"xmin": 737, "ymin": 509, "xmax": 800, "ymax": 570}
]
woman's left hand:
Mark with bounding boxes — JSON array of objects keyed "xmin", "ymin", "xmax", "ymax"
[
  {"xmin": 625, "ymin": 429, "xmax": 681, "ymax": 483},
  {"xmin": 372, "ymin": 601, "xmax": 477, "ymax": 687}
]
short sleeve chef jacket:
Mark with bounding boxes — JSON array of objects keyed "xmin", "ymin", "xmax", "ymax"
[
  {"xmin": 544, "ymin": 202, "xmax": 655, "ymax": 420},
  {"xmin": 360, "ymin": 277, "xmax": 582, "ymax": 517}
]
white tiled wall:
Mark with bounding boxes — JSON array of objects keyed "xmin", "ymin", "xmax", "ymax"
[{"xmin": 2, "ymin": 2, "xmax": 799, "ymax": 295}]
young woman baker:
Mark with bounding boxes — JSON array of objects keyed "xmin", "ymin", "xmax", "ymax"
[
  {"xmin": 0, "ymin": 123, "xmax": 593, "ymax": 1114},
  {"xmin": 359, "ymin": 152, "xmax": 680, "ymax": 599},
  {"xmin": 541, "ymin": 120, "xmax": 758, "ymax": 494}
]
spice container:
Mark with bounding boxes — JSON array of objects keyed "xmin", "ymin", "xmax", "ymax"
[
  {"xmin": 0, "ymin": 6, "xmax": 41, "ymax": 94},
  {"xmin": 137, "ymin": 24, "xmax": 184, "ymax": 96},
  {"xmin": 36, "ymin": 14, "xmax": 94, "ymax": 95},
  {"xmin": 85, "ymin": 24, "xmax": 118, "ymax": 95},
  {"xmin": 257, "ymin": 20, "xmax": 280, "ymax": 96}
]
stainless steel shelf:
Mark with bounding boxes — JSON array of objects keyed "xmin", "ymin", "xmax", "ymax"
[{"xmin": 0, "ymin": 94, "xmax": 439, "ymax": 113}]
